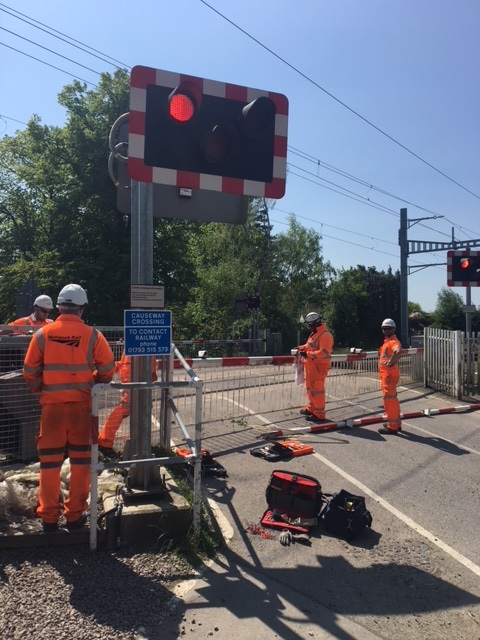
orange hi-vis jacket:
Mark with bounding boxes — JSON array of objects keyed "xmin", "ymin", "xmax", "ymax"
[
  {"xmin": 23, "ymin": 314, "xmax": 115, "ymax": 404},
  {"xmin": 9, "ymin": 314, "xmax": 53, "ymax": 327},
  {"xmin": 378, "ymin": 335, "xmax": 402, "ymax": 374},
  {"xmin": 299, "ymin": 324, "xmax": 334, "ymax": 367}
]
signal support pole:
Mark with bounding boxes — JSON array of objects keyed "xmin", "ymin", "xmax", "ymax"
[
  {"xmin": 129, "ymin": 180, "xmax": 154, "ymax": 488},
  {"xmin": 399, "ymin": 208, "xmax": 480, "ymax": 348}
]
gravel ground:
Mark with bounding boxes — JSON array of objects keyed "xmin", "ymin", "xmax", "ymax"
[
  {"xmin": 0, "ymin": 541, "xmax": 197, "ymax": 640},
  {"xmin": 0, "ymin": 462, "xmax": 199, "ymax": 639}
]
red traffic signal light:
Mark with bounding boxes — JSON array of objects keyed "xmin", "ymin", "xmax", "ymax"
[
  {"xmin": 168, "ymin": 81, "xmax": 202, "ymax": 122},
  {"xmin": 169, "ymin": 93, "xmax": 195, "ymax": 122},
  {"xmin": 447, "ymin": 251, "xmax": 480, "ymax": 286},
  {"xmin": 128, "ymin": 66, "xmax": 288, "ymax": 198}
]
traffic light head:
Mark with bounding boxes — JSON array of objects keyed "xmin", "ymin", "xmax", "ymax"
[
  {"xmin": 447, "ymin": 250, "xmax": 480, "ymax": 286},
  {"xmin": 128, "ymin": 66, "xmax": 288, "ymax": 198}
]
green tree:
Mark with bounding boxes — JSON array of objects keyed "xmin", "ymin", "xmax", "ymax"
[
  {"xmin": 267, "ymin": 214, "xmax": 334, "ymax": 347},
  {"xmin": 177, "ymin": 201, "xmax": 265, "ymax": 339},
  {"xmin": 325, "ymin": 266, "xmax": 400, "ymax": 348},
  {"xmin": 0, "ymin": 71, "xmax": 132, "ymax": 324},
  {"xmin": 432, "ymin": 287, "xmax": 465, "ymax": 330}
]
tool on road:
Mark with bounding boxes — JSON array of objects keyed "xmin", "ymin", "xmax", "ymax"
[{"xmin": 261, "ymin": 470, "xmax": 323, "ymax": 535}]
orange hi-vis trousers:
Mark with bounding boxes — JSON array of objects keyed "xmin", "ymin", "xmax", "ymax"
[
  {"xmin": 98, "ymin": 394, "xmax": 130, "ymax": 449},
  {"xmin": 380, "ymin": 370, "xmax": 401, "ymax": 431},
  {"xmin": 36, "ymin": 402, "xmax": 91, "ymax": 525},
  {"xmin": 304, "ymin": 360, "xmax": 330, "ymax": 420}
]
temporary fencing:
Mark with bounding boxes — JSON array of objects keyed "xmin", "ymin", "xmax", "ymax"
[
  {"xmin": 0, "ymin": 342, "xmax": 424, "ymax": 465},
  {"xmin": 89, "ymin": 346, "xmax": 204, "ymax": 551},
  {"xmin": 168, "ymin": 348, "xmax": 424, "ymax": 426}
]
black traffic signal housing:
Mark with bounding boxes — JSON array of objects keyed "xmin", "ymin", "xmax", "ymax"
[
  {"xmin": 246, "ymin": 294, "xmax": 261, "ymax": 310},
  {"xmin": 447, "ymin": 250, "xmax": 480, "ymax": 286},
  {"xmin": 143, "ymin": 81, "xmax": 277, "ymax": 184}
]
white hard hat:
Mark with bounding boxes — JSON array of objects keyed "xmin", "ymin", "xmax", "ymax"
[
  {"xmin": 57, "ymin": 284, "xmax": 88, "ymax": 306},
  {"xmin": 305, "ymin": 311, "xmax": 321, "ymax": 324},
  {"xmin": 33, "ymin": 295, "xmax": 53, "ymax": 310},
  {"xmin": 381, "ymin": 318, "xmax": 396, "ymax": 328}
]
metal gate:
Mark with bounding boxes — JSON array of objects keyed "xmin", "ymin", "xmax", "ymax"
[{"xmin": 424, "ymin": 328, "xmax": 480, "ymax": 399}]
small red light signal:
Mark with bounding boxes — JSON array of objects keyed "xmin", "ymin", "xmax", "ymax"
[
  {"xmin": 169, "ymin": 93, "xmax": 195, "ymax": 122},
  {"xmin": 447, "ymin": 250, "xmax": 480, "ymax": 287},
  {"xmin": 168, "ymin": 81, "xmax": 202, "ymax": 123}
]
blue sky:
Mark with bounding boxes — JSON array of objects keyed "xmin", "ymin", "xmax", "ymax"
[{"xmin": 1, "ymin": 0, "xmax": 479, "ymax": 313}]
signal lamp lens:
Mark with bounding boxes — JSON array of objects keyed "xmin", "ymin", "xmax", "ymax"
[
  {"xmin": 461, "ymin": 258, "xmax": 471, "ymax": 270},
  {"xmin": 241, "ymin": 96, "xmax": 276, "ymax": 138},
  {"xmin": 169, "ymin": 93, "xmax": 195, "ymax": 122},
  {"xmin": 203, "ymin": 123, "xmax": 239, "ymax": 164}
]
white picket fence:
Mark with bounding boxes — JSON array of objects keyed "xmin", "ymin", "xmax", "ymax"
[{"xmin": 424, "ymin": 328, "xmax": 480, "ymax": 399}]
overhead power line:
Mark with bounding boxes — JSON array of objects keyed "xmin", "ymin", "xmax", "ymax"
[
  {"xmin": 269, "ymin": 213, "xmax": 446, "ymax": 274},
  {"xmin": 0, "ymin": 41, "xmax": 97, "ymax": 86},
  {"xmin": 288, "ymin": 148, "xmax": 480, "ymax": 240},
  {"xmin": 0, "ymin": 3, "xmax": 129, "ymax": 68},
  {"xmin": 200, "ymin": 0, "xmax": 480, "ymax": 201},
  {"xmin": 0, "ymin": 26, "xmax": 103, "ymax": 76},
  {"xmin": 289, "ymin": 146, "xmax": 446, "ymax": 219}
]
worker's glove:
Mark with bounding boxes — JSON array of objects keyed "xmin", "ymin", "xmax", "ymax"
[
  {"xmin": 279, "ymin": 530, "xmax": 292, "ymax": 546},
  {"xmin": 291, "ymin": 533, "xmax": 311, "ymax": 546},
  {"xmin": 299, "ymin": 351, "xmax": 307, "ymax": 359}
]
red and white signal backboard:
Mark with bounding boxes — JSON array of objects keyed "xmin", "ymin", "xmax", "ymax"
[{"xmin": 128, "ymin": 65, "xmax": 288, "ymax": 199}]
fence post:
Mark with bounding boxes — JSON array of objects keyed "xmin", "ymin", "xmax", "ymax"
[
  {"xmin": 454, "ymin": 330, "xmax": 463, "ymax": 399},
  {"xmin": 193, "ymin": 379, "xmax": 203, "ymax": 535}
]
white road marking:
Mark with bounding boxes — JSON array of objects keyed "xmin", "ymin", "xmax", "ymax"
[
  {"xmin": 333, "ymin": 391, "xmax": 480, "ymax": 457},
  {"xmin": 313, "ymin": 449, "xmax": 480, "ymax": 578},
  {"xmin": 205, "ymin": 391, "xmax": 480, "ymax": 577}
]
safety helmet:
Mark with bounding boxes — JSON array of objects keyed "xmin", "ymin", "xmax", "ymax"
[
  {"xmin": 305, "ymin": 311, "xmax": 321, "ymax": 326},
  {"xmin": 57, "ymin": 284, "xmax": 88, "ymax": 307},
  {"xmin": 381, "ymin": 318, "xmax": 396, "ymax": 329},
  {"xmin": 33, "ymin": 295, "xmax": 53, "ymax": 310}
]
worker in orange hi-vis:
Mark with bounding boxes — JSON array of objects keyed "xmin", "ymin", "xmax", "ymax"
[
  {"xmin": 296, "ymin": 311, "xmax": 334, "ymax": 423},
  {"xmin": 23, "ymin": 284, "xmax": 115, "ymax": 534},
  {"xmin": 8, "ymin": 295, "xmax": 54, "ymax": 327},
  {"xmin": 97, "ymin": 352, "xmax": 157, "ymax": 457},
  {"xmin": 377, "ymin": 318, "xmax": 403, "ymax": 435}
]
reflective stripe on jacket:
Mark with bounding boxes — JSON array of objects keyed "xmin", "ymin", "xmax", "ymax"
[
  {"xmin": 378, "ymin": 336, "xmax": 402, "ymax": 373},
  {"xmin": 23, "ymin": 314, "xmax": 115, "ymax": 403}
]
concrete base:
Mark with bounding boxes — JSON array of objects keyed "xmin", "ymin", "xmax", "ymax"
[
  {"xmin": 0, "ymin": 470, "xmax": 192, "ymax": 550},
  {"xmin": 101, "ymin": 469, "xmax": 192, "ymax": 550}
]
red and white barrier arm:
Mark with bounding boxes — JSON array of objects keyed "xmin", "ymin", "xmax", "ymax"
[
  {"xmin": 285, "ymin": 403, "xmax": 480, "ymax": 435},
  {"xmin": 423, "ymin": 403, "xmax": 480, "ymax": 416},
  {"xmin": 174, "ymin": 349, "xmax": 424, "ymax": 369}
]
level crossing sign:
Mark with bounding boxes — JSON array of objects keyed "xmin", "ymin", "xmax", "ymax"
[{"xmin": 124, "ymin": 310, "xmax": 172, "ymax": 356}]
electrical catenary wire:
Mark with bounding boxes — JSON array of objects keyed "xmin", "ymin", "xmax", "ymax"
[
  {"xmin": 199, "ymin": 0, "xmax": 480, "ymax": 202},
  {"xmin": 0, "ymin": 26, "xmax": 104, "ymax": 76},
  {"xmin": 0, "ymin": 41, "xmax": 97, "ymax": 86},
  {"xmin": 0, "ymin": 3, "xmax": 129, "ymax": 69}
]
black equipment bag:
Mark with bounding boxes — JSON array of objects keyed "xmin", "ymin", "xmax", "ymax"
[
  {"xmin": 250, "ymin": 443, "xmax": 293, "ymax": 462},
  {"xmin": 261, "ymin": 470, "xmax": 323, "ymax": 534},
  {"xmin": 322, "ymin": 489, "xmax": 372, "ymax": 541}
]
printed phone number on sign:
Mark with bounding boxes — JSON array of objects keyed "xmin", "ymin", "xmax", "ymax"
[{"xmin": 127, "ymin": 346, "xmax": 170, "ymax": 354}]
